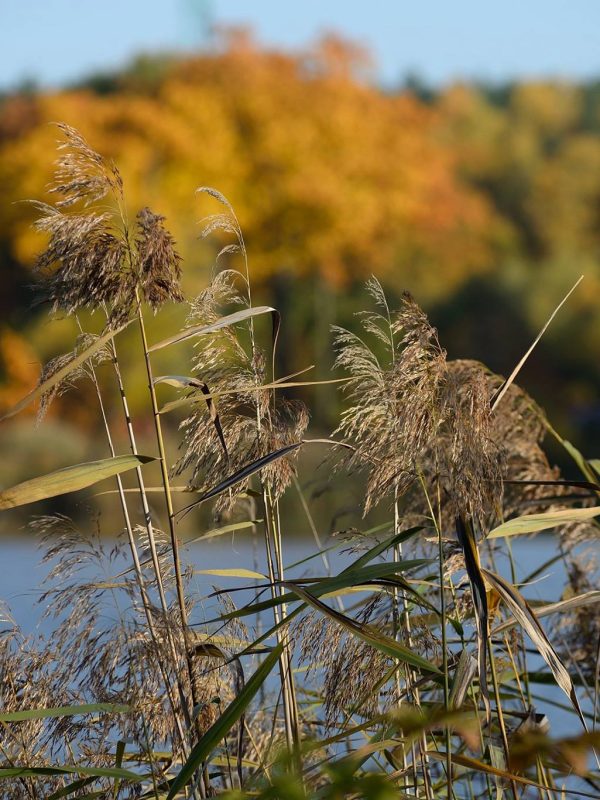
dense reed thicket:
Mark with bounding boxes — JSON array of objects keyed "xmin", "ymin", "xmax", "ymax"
[{"xmin": 0, "ymin": 127, "xmax": 599, "ymax": 799}]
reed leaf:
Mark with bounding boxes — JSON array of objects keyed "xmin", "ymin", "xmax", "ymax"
[
  {"xmin": 0, "ymin": 703, "xmax": 130, "ymax": 723},
  {"xmin": 488, "ymin": 506, "xmax": 600, "ymax": 538},
  {"xmin": 494, "ymin": 590, "xmax": 600, "ymax": 634},
  {"xmin": 148, "ymin": 306, "xmax": 279, "ymax": 352},
  {"xmin": 0, "ymin": 455, "xmax": 155, "ymax": 510},
  {"xmin": 491, "ymin": 275, "xmax": 583, "ymax": 411},
  {"xmin": 155, "ymin": 374, "xmax": 227, "ymax": 456},
  {"xmin": 0, "ymin": 765, "xmax": 147, "ymax": 781},
  {"xmin": 456, "ymin": 515, "xmax": 490, "ymax": 720},
  {"xmin": 166, "ymin": 643, "xmax": 283, "ymax": 799},
  {"xmin": 212, "ymin": 559, "xmax": 434, "ymax": 622},
  {"xmin": 177, "ymin": 443, "xmax": 302, "ymax": 516},
  {"xmin": 482, "ymin": 567, "xmax": 587, "ymax": 728}
]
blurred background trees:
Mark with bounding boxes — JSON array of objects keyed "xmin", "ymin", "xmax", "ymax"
[{"xmin": 1, "ymin": 31, "xmax": 599, "ymax": 464}]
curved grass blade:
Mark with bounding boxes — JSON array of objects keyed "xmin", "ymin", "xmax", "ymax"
[
  {"xmin": 0, "ymin": 702, "xmax": 130, "ymax": 723},
  {"xmin": 177, "ymin": 443, "xmax": 302, "ymax": 517},
  {"xmin": 166, "ymin": 643, "xmax": 283, "ymax": 800},
  {"xmin": 482, "ymin": 567, "xmax": 587, "ymax": 728},
  {"xmin": 0, "ymin": 455, "xmax": 155, "ymax": 510},
  {"xmin": 149, "ymin": 306, "xmax": 278, "ymax": 352},
  {"xmin": 488, "ymin": 506, "xmax": 600, "ymax": 538},
  {"xmin": 494, "ymin": 590, "xmax": 600, "ymax": 634},
  {"xmin": 195, "ymin": 568, "xmax": 267, "ymax": 580},
  {"xmin": 155, "ymin": 375, "xmax": 227, "ymax": 457},
  {"xmin": 281, "ymin": 581, "xmax": 441, "ymax": 675},
  {"xmin": 491, "ymin": 275, "xmax": 583, "ymax": 411},
  {"xmin": 159, "ymin": 377, "xmax": 349, "ymax": 415},
  {"xmin": 456, "ymin": 515, "xmax": 490, "ymax": 721},
  {"xmin": 427, "ymin": 751, "xmax": 555, "ymax": 793},
  {"xmin": 184, "ymin": 519, "xmax": 261, "ymax": 544},
  {"xmin": 211, "ymin": 558, "xmax": 434, "ymax": 622},
  {"xmin": 0, "ymin": 319, "xmax": 133, "ymax": 422},
  {"xmin": 47, "ymin": 777, "xmax": 96, "ymax": 799}
]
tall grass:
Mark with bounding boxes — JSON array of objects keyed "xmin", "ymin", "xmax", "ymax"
[{"xmin": 0, "ymin": 126, "xmax": 599, "ymax": 799}]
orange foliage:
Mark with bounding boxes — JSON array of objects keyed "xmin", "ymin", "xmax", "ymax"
[
  {"xmin": 0, "ymin": 32, "xmax": 503, "ymax": 302},
  {"xmin": 0, "ymin": 328, "xmax": 39, "ymax": 415}
]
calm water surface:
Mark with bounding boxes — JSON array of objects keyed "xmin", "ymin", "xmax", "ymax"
[{"xmin": 0, "ymin": 532, "xmax": 594, "ymax": 740}]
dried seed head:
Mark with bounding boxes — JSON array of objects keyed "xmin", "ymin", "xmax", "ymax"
[
  {"xmin": 34, "ymin": 126, "xmax": 183, "ymax": 321},
  {"xmin": 333, "ymin": 284, "xmax": 562, "ymax": 530},
  {"xmin": 136, "ymin": 207, "xmax": 183, "ymax": 310},
  {"xmin": 176, "ymin": 272, "xmax": 307, "ymax": 508},
  {"xmin": 49, "ymin": 123, "xmax": 119, "ymax": 208}
]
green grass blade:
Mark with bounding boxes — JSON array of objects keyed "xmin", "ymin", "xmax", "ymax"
[
  {"xmin": 0, "ymin": 455, "xmax": 155, "ymax": 510},
  {"xmin": 342, "ymin": 525, "xmax": 422, "ymax": 572},
  {"xmin": 47, "ymin": 777, "xmax": 96, "ymax": 799},
  {"xmin": 488, "ymin": 506, "xmax": 600, "ymax": 538},
  {"xmin": 483, "ymin": 567, "xmax": 587, "ymax": 729},
  {"xmin": 149, "ymin": 306, "xmax": 278, "ymax": 352},
  {"xmin": 210, "ymin": 558, "xmax": 434, "ymax": 623},
  {"xmin": 166, "ymin": 642, "xmax": 283, "ymax": 799},
  {"xmin": 0, "ymin": 703, "xmax": 130, "ymax": 723}
]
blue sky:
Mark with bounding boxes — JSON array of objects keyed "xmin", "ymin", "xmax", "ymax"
[{"xmin": 2, "ymin": 0, "xmax": 599, "ymax": 90}]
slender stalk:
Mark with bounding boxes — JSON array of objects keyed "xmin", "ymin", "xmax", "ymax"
[
  {"xmin": 107, "ymin": 335, "xmax": 186, "ymax": 659},
  {"xmin": 135, "ymin": 297, "xmax": 208, "ymax": 796},
  {"xmin": 261, "ymin": 485, "xmax": 301, "ymax": 763},
  {"xmin": 418, "ymin": 473, "xmax": 451, "ymax": 800},
  {"xmin": 136, "ymin": 301, "xmax": 189, "ymax": 633},
  {"xmin": 79, "ymin": 318, "xmax": 189, "ymax": 755},
  {"xmin": 488, "ymin": 639, "xmax": 519, "ymax": 800}
]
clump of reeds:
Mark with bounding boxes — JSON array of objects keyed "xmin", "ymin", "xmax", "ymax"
[{"xmin": 0, "ymin": 126, "xmax": 599, "ymax": 800}]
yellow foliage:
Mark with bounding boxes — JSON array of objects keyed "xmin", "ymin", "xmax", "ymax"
[{"xmin": 0, "ymin": 34, "xmax": 502, "ymax": 303}]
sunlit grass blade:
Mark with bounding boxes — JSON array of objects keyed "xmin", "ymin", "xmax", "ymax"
[
  {"xmin": 159, "ymin": 377, "xmax": 349, "ymax": 414},
  {"xmin": 488, "ymin": 506, "xmax": 600, "ymax": 538},
  {"xmin": 148, "ymin": 306, "xmax": 279, "ymax": 352},
  {"xmin": 195, "ymin": 568, "xmax": 267, "ymax": 580},
  {"xmin": 166, "ymin": 642, "xmax": 283, "ymax": 799},
  {"xmin": 184, "ymin": 519, "xmax": 261, "ymax": 544},
  {"xmin": 491, "ymin": 275, "xmax": 583, "ymax": 411},
  {"xmin": 483, "ymin": 567, "xmax": 587, "ymax": 728},
  {"xmin": 427, "ymin": 751, "xmax": 554, "ymax": 792},
  {"xmin": 0, "ymin": 455, "xmax": 155, "ymax": 510},
  {"xmin": 494, "ymin": 590, "xmax": 600, "ymax": 634}
]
